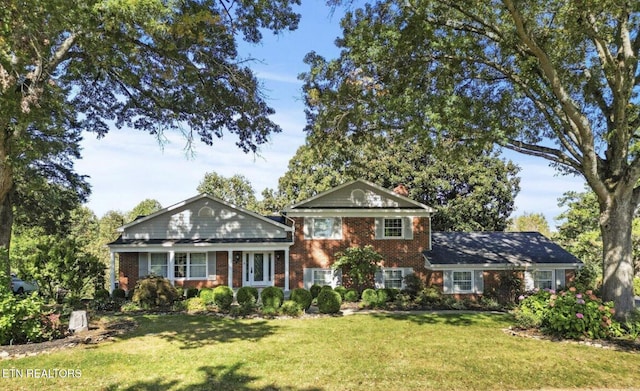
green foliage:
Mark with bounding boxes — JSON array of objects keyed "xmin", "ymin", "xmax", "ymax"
[
  {"xmin": 402, "ymin": 274, "xmax": 424, "ymax": 298},
  {"xmin": 212, "ymin": 286, "xmax": 234, "ymax": 311},
  {"xmin": 132, "ymin": 276, "xmax": 177, "ymax": 308},
  {"xmin": 94, "ymin": 288, "xmax": 110, "ymax": 300},
  {"xmin": 199, "ymin": 288, "xmax": 215, "ymax": 305},
  {"xmin": 112, "ymin": 288, "xmax": 126, "ymax": 300},
  {"xmin": 383, "ymin": 288, "xmax": 400, "ymax": 302},
  {"xmin": 174, "ymin": 286, "xmax": 185, "ymax": 300},
  {"xmin": 333, "ymin": 245, "xmax": 382, "ymax": 293},
  {"xmin": 361, "ymin": 288, "xmax": 379, "ymax": 307},
  {"xmin": 415, "ymin": 287, "xmax": 444, "ymax": 308},
  {"xmin": 290, "ymin": 288, "xmax": 312, "ymax": 311},
  {"xmin": 230, "ymin": 301, "xmax": 258, "ymax": 317},
  {"xmin": 197, "ymin": 172, "xmax": 259, "ymax": 211},
  {"xmin": 515, "ymin": 289, "xmax": 622, "ymax": 340},
  {"xmin": 635, "ymin": 278, "xmax": 640, "ymax": 297},
  {"xmin": 344, "ymin": 289, "xmax": 359, "ymax": 302},
  {"xmin": 508, "ymin": 213, "xmax": 551, "ymax": 238},
  {"xmin": 185, "ymin": 287, "xmax": 199, "ymax": 299},
  {"xmin": 260, "ymin": 286, "xmax": 284, "ymax": 309},
  {"xmin": 317, "ymin": 289, "xmax": 342, "ymax": 314},
  {"xmin": 185, "ymin": 297, "xmax": 207, "ymax": 313},
  {"xmin": 310, "ymin": 284, "xmax": 322, "ymax": 299},
  {"xmin": 280, "ymin": 301, "xmax": 303, "ymax": 317},
  {"xmin": 236, "ymin": 286, "xmax": 259, "ymax": 305},
  {"xmin": 120, "ymin": 301, "xmax": 143, "ymax": 313},
  {"xmin": 376, "ymin": 289, "xmax": 389, "ymax": 305},
  {"xmin": 126, "ymin": 199, "xmax": 162, "ymax": 223},
  {"xmin": 571, "ymin": 263, "xmax": 601, "ymax": 293},
  {"xmin": 334, "ymin": 286, "xmax": 347, "ymax": 300}
]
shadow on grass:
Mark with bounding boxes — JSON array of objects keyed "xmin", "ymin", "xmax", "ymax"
[
  {"xmin": 369, "ymin": 311, "xmax": 513, "ymax": 326},
  {"xmin": 121, "ymin": 314, "xmax": 277, "ymax": 349},
  {"xmin": 107, "ymin": 362, "xmax": 323, "ymax": 391}
]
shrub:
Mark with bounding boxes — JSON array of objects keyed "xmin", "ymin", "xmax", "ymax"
[
  {"xmin": 185, "ymin": 287, "xmax": 199, "ymax": 299},
  {"xmin": 213, "ymin": 286, "xmax": 234, "ymax": 311},
  {"xmin": 479, "ymin": 296, "xmax": 502, "ymax": 311},
  {"xmin": 317, "ymin": 289, "xmax": 342, "ymax": 314},
  {"xmin": 111, "ymin": 288, "xmax": 126, "ymax": 300},
  {"xmin": 345, "ymin": 289, "xmax": 359, "ymax": 302},
  {"xmin": 199, "ymin": 288, "xmax": 215, "ymax": 305},
  {"xmin": 383, "ymin": 288, "xmax": 400, "ymax": 302},
  {"xmin": 230, "ymin": 302, "xmax": 257, "ymax": 317},
  {"xmin": 121, "ymin": 301, "xmax": 142, "ymax": 312},
  {"xmin": 483, "ymin": 269, "xmax": 523, "ymax": 307},
  {"xmin": 260, "ymin": 286, "xmax": 284, "ymax": 309},
  {"xmin": 185, "ymin": 297, "xmax": 207, "ymax": 313},
  {"xmin": 261, "ymin": 306, "xmax": 278, "ymax": 317},
  {"xmin": 174, "ymin": 286, "xmax": 185, "ymax": 300},
  {"xmin": 310, "ymin": 284, "xmax": 322, "ymax": 299},
  {"xmin": 0, "ymin": 290, "xmax": 59, "ymax": 345},
  {"xmin": 237, "ymin": 286, "xmax": 259, "ymax": 305},
  {"xmin": 132, "ymin": 276, "xmax": 177, "ymax": 308},
  {"xmin": 416, "ymin": 287, "xmax": 443, "ymax": 307},
  {"xmin": 126, "ymin": 288, "xmax": 135, "ymax": 301},
  {"xmin": 333, "ymin": 245, "xmax": 383, "ymax": 293},
  {"xmin": 290, "ymin": 288, "xmax": 312, "ymax": 311},
  {"xmin": 402, "ymin": 273, "xmax": 425, "ymax": 298},
  {"xmin": 515, "ymin": 289, "xmax": 623, "ymax": 339},
  {"xmin": 634, "ymin": 277, "xmax": 640, "ymax": 297},
  {"xmin": 361, "ymin": 288, "xmax": 379, "ymax": 307},
  {"xmin": 280, "ymin": 301, "xmax": 303, "ymax": 317},
  {"xmin": 334, "ymin": 286, "xmax": 347, "ymax": 300},
  {"xmin": 94, "ymin": 288, "xmax": 110, "ymax": 300},
  {"xmin": 376, "ymin": 289, "xmax": 389, "ymax": 305}
]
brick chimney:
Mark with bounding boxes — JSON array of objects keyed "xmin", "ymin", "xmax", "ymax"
[{"xmin": 393, "ymin": 184, "xmax": 409, "ymax": 196}]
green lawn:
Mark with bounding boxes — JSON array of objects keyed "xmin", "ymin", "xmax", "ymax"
[{"xmin": 1, "ymin": 312, "xmax": 639, "ymax": 390}]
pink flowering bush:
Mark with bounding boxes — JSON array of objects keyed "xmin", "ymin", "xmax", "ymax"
[{"xmin": 515, "ymin": 288, "xmax": 622, "ymax": 340}]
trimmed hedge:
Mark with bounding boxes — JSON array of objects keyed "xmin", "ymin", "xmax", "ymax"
[
  {"xmin": 237, "ymin": 286, "xmax": 259, "ymax": 305},
  {"xmin": 111, "ymin": 288, "xmax": 126, "ymax": 300},
  {"xmin": 261, "ymin": 286, "xmax": 284, "ymax": 309},
  {"xmin": 334, "ymin": 286, "xmax": 347, "ymax": 300},
  {"xmin": 317, "ymin": 289, "xmax": 342, "ymax": 314},
  {"xmin": 310, "ymin": 284, "xmax": 321, "ymax": 299},
  {"xmin": 361, "ymin": 288, "xmax": 378, "ymax": 307},
  {"xmin": 280, "ymin": 301, "xmax": 303, "ymax": 317},
  {"xmin": 290, "ymin": 288, "xmax": 312, "ymax": 311},
  {"xmin": 213, "ymin": 286, "xmax": 234, "ymax": 311},
  {"xmin": 185, "ymin": 287, "xmax": 199, "ymax": 299},
  {"xmin": 199, "ymin": 288, "xmax": 215, "ymax": 305},
  {"xmin": 345, "ymin": 289, "xmax": 359, "ymax": 302}
]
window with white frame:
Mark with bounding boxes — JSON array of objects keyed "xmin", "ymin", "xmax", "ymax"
[
  {"xmin": 309, "ymin": 217, "xmax": 342, "ymax": 239},
  {"xmin": 534, "ymin": 270, "xmax": 553, "ymax": 290},
  {"xmin": 453, "ymin": 271, "xmax": 473, "ymax": 292},
  {"xmin": 150, "ymin": 253, "xmax": 168, "ymax": 277},
  {"xmin": 313, "ymin": 269, "xmax": 334, "ymax": 286},
  {"xmin": 383, "ymin": 269, "xmax": 403, "ymax": 289},
  {"xmin": 383, "ymin": 218, "xmax": 403, "ymax": 238},
  {"xmin": 174, "ymin": 252, "xmax": 207, "ymax": 279}
]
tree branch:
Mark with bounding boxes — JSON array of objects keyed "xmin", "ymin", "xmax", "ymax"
[{"xmin": 503, "ymin": 139, "xmax": 582, "ymax": 173}]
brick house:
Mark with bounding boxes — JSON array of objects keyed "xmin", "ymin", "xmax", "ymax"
[{"xmin": 108, "ymin": 179, "xmax": 582, "ymax": 295}]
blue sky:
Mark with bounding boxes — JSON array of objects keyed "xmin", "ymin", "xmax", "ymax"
[{"xmin": 75, "ymin": 2, "xmax": 585, "ymax": 229}]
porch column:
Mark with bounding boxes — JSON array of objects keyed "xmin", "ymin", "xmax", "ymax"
[
  {"xmin": 284, "ymin": 248, "xmax": 290, "ymax": 292},
  {"xmin": 168, "ymin": 251, "xmax": 175, "ymax": 285},
  {"xmin": 227, "ymin": 249, "xmax": 233, "ymax": 287},
  {"xmin": 109, "ymin": 251, "xmax": 116, "ymax": 293}
]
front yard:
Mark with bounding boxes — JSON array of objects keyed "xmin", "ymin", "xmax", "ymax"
[{"xmin": 1, "ymin": 312, "xmax": 639, "ymax": 390}]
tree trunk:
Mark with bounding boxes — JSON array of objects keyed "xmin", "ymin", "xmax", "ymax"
[
  {"xmin": 600, "ymin": 193, "xmax": 636, "ymax": 320},
  {"xmin": 0, "ymin": 186, "xmax": 13, "ymax": 289}
]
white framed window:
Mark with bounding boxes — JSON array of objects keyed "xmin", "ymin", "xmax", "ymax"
[
  {"xmin": 305, "ymin": 217, "xmax": 342, "ymax": 239},
  {"xmin": 453, "ymin": 271, "xmax": 473, "ymax": 293},
  {"xmin": 383, "ymin": 269, "xmax": 403, "ymax": 289},
  {"xmin": 383, "ymin": 218, "xmax": 403, "ymax": 238},
  {"xmin": 534, "ymin": 270, "xmax": 554, "ymax": 290},
  {"xmin": 304, "ymin": 268, "xmax": 342, "ymax": 289},
  {"xmin": 174, "ymin": 252, "xmax": 207, "ymax": 279},
  {"xmin": 150, "ymin": 253, "xmax": 168, "ymax": 277}
]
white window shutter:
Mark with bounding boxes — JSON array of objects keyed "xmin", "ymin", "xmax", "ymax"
[
  {"xmin": 138, "ymin": 253, "xmax": 148, "ymax": 278},
  {"xmin": 524, "ymin": 271, "xmax": 534, "ymax": 291},
  {"xmin": 374, "ymin": 270, "xmax": 384, "ymax": 289},
  {"xmin": 303, "ymin": 268, "xmax": 313, "ymax": 289},
  {"xmin": 374, "ymin": 218, "xmax": 384, "ymax": 239},
  {"xmin": 403, "ymin": 217, "xmax": 414, "ymax": 239},
  {"xmin": 303, "ymin": 218, "xmax": 311, "ymax": 239},
  {"xmin": 207, "ymin": 252, "xmax": 217, "ymax": 280},
  {"xmin": 555, "ymin": 269, "xmax": 565, "ymax": 290},
  {"xmin": 443, "ymin": 270, "xmax": 452, "ymax": 294},
  {"xmin": 331, "ymin": 218, "xmax": 342, "ymax": 239},
  {"xmin": 333, "ymin": 268, "xmax": 343, "ymax": 287},
  {"xmin": 474, "ymin": 270, "xmax": 484, "ymax": 294}
]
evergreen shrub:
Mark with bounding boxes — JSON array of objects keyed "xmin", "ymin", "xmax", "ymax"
[
  {"xmin": 260, "ymin": 286, "xmax": 284, "ymax": 309},
  {"xmin": 132, "ymin": 276, "xmax": 177, "ymax": 308},
  {"xmin": 290, "ymin": 288, "xmax": 312, "ymax": 310},
  {"xmin": 317, "ymin": 289, "xmax": 342, "ymax": 314},
  {"xmin": 237, "ymin": 286, "xmax": 259, "ymax": 305},
  {"xmin": 213, "ymin": 286, "xmax": 234, "ymax": 311}
]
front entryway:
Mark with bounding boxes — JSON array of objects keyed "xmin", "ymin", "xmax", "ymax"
[{"xmin": 243, "ymin": 252, "xmax": 274, "ymax": 287}]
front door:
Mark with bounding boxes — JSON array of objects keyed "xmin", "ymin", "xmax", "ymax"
[{"xmin": 243, "ymin": 252, "xmax": 273, "ymax": 286}]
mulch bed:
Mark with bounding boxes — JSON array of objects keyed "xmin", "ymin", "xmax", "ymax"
[{"xmin": 504, "ymin": 326, "xmax": 640, "ymax": 353}]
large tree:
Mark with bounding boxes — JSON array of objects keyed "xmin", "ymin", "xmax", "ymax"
[
  {"xmin": 0, "ymin": 0, "xmax": 301, "ymax": 284},
  {"xmin": 308, "ymin": 1, "xmax": 640, "ymax": 317},
  {"xmin": 197, "ymin": 172, "xmax": 258, "ymax": 209},
  {"xmin": 271, "ymin": 133, "xmax": 520, "ymax": 231}
]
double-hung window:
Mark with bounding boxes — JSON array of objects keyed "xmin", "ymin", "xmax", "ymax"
[
  {"xmin": 306, "ymin": 217, "xmax": 342, "ymax": 239},
  {"xmin": 452, "ymin": 271, "xmax": 473, "ymax": 293},
  {"xmin": 534, "ymin": 270, "xmax": 553, "ymax": 290},
  {"xmin": 383, "ymin": 269, "xmax": 403, "ymax": 289},
  {"xmin": 313, "ymin": 269, "xmax": 334, "ymax": 286},
  {"xmin": 150, "ymin": 253, "xmax": 168, "ymax": 277},
  {"xmin": 383, "ymin": 218, "xmax": 403, "ymax": 238},
  {"xmin": 174, "ymin": 252, "xmax": 207, "ymax": 279}
]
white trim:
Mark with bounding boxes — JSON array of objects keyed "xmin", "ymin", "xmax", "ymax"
[
  {"xmin": 382, "ymin": 218, "xmax": 404, "ymax": 239},
  {"xmin": 117, "ymin": 194, "xmax": 293, "ymax": 232},
  {"xmin": 452, "ymin": 270, "xmax": 474, "ymax": 294},
  {"xmin": 284, "ymin": 248, "xmax": 290, "ymax": 292},
  {"xmin": 227, "ymin": 250, "xmax": 233, "ymax": 288},
  {"xmin": 242, "ymin": 252, "xmax": 275, "ymax": 287},
  {"xmin": 110, "ymin": 242, "xmax": 292, "ymax": 252},
  {"xmin": 172, "ymin": 252, "xmax": 209, "ymax": 281},
  {"xmin": 109, "ymin": 252, "xmax": 116, "ymax": 293},
  {"xmin": 377, "ymin": 268, "xmax": 409, "ymax": 289},
  {"xmin": 286, "ymin": 209, "xmax": 430, "ymax": 218}
]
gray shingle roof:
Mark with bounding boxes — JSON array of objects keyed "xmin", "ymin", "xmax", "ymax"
[{"xmin": 424, "ymin": 232, "xmax": 582, "ymax": 266}]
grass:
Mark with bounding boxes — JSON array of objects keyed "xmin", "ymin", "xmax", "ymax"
[{"xmin": 1, "ymin": 312, "xmax": 640, "ymax": 390}]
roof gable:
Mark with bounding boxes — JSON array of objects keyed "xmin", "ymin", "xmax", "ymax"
[
  {"xmin": 118, "ymin": 194, "xmax": 291, "ymax": 241},
  {"xmin": 424, "ymin": 232, "xmax": 582, "ymax": 267},
  {"xmin": 285, "ymin": 179, "xmax": 434, "ymax": 212}
]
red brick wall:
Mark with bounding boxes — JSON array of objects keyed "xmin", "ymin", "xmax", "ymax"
[
  {"xmin": 288, "ymin": 216, "xmax": 431, "ymax": 289},
  {"xmin": 118, "ymin": 253, "xmax": 138, "ymax": 292}
]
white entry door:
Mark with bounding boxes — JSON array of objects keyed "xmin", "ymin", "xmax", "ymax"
[{"xmin": 243, "ymin": 252, "xmax": 274, "ymax": 286}]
